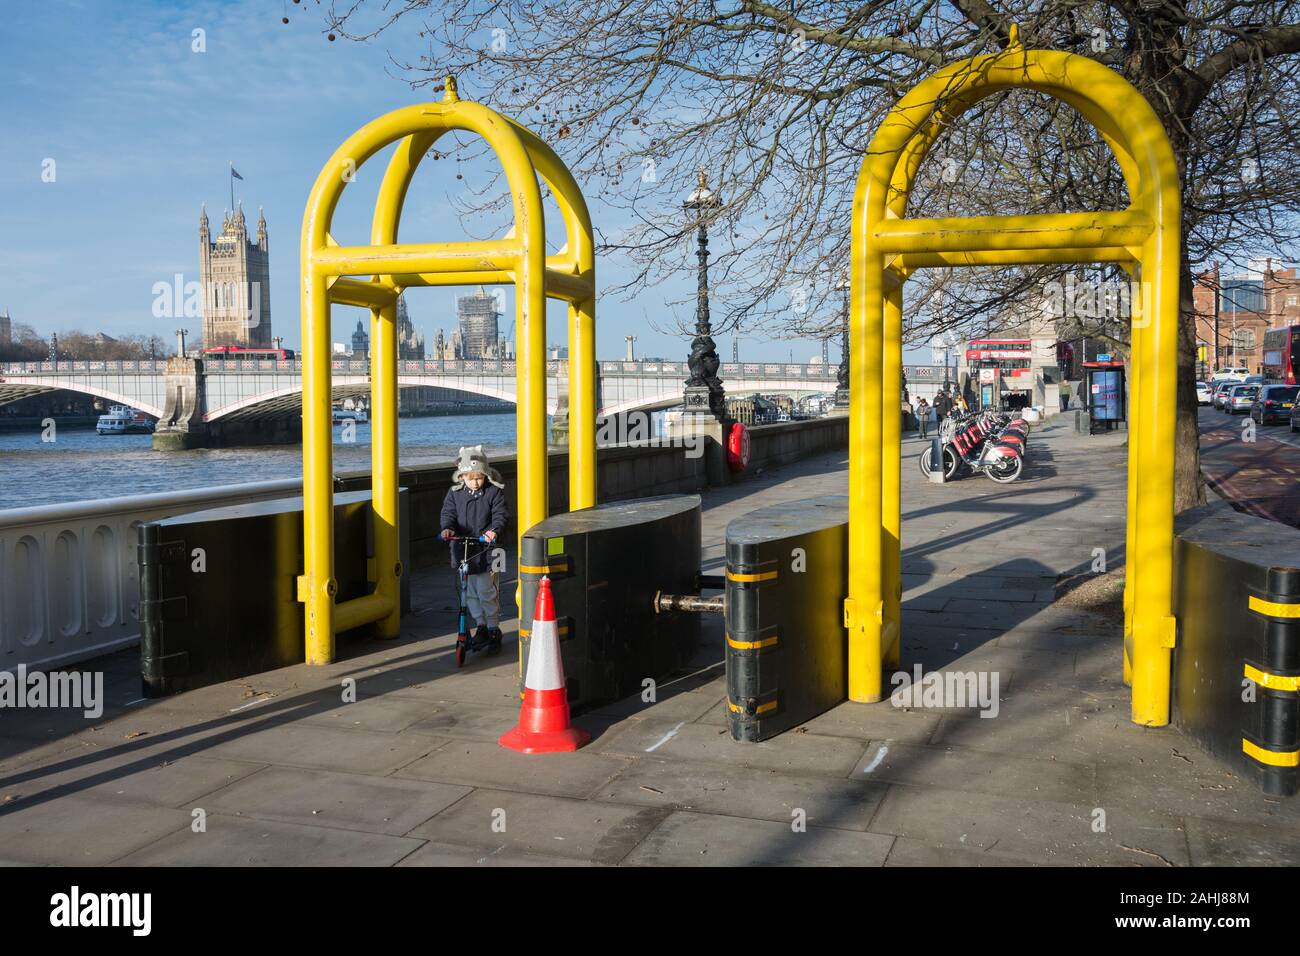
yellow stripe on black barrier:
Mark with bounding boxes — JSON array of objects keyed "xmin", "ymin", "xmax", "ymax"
[
  {"xmin": 726, "ymin": 569, "xmax": 777, "ymax": 583},
  {"xmin": 727, "ymin": 698, "xmax": 779, "ymax": 715},
  {"xmin": 726, "ymin": 633, "xmax": 778, "ymax": 650},
  {"xmin": 1243, "ymin": 663, "xmax": 1300, "ymax": 692},
  {"xmin": 1248, "ymin": 595, "xmax": 1300, "ymax": 619},
  {"xmin": 518, "ymin": 624, "xmax": 571, "ymax": 638},
  {"xmin": 1242, "ymin": 738, "xmax": 1300, "ymax": 768},
  {"xmin": 520, "ymin": 562, "xmax": 568, "ymax": 575}
]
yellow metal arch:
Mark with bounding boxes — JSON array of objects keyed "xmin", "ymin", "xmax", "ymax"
[
  {"xmin": 298, "ymin": 77, "xmax": 596, "ymax": 663},
  {"xmin": 848, "ymin": 30, "xmax": 1181, "ymax": 725}
]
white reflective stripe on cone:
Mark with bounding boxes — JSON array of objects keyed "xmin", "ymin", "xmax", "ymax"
[{"xmin": 524, "ymin": 618, "xmax": 565, "ymax": 691}]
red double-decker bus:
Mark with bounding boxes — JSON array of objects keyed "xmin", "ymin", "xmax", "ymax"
[
  {"xmin": 202, "ymin": 345, "xmax": 297, "ymax": 361},
  {"xmin": 965, "ymin": 339, "xmax": 1034, "ymax": 409},
  {"xmin": 1262, "ymin": 325, "xmax": 1299, "ymax": 384}
]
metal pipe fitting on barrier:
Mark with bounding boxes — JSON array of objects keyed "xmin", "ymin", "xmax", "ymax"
[{"xmin": 653, "ymin": 592, "xmax": 724, "ymax": 614}]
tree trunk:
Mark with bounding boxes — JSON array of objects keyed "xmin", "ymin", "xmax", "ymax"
[
  {"xmin": 1123, "ymin": 19, "xmax": 1206, "ymax": 514},
  {"xmin": 1176, "ymin": 255, "xmax": 1208, "ymax": 512}
]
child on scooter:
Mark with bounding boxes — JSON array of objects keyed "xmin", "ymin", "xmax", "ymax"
[{"xmin": 439, "ymin": 445, "xmax": 509, "ymax": 655}]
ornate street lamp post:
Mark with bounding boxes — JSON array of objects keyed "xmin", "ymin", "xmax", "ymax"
[
  {"xmin": 682, "ymin": 169, "xmax": 725, "ymax": 420},
  {"xmin": 834, "ymin": 273, "xmax": 850, "ymax": 408}
]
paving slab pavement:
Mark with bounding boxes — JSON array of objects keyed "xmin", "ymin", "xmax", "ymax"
[{"xmin": 3, "ymin": 419, "xmax": 1299, "ymax": 865}]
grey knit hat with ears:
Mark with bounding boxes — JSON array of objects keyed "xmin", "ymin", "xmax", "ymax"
[{"xmin": 451, "ymin": 444, "xmax": 505, "ymax": 489}]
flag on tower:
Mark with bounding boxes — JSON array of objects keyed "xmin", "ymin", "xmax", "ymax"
[{"xmin": 229, "ymin": 163, "xmax": 243, "ymax": 211}]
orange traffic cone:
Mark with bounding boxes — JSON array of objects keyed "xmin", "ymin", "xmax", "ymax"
[{"xmin": 499, "ymin": 576, "xmax": 590, "ymax": 753}]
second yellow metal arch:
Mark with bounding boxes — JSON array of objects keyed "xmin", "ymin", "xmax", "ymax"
[{"xmin": 849, "ymin": 35, "xmax": 1181, "ymax": 726}]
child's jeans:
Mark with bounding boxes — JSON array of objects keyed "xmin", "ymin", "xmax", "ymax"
[{"xmin": 465, "ymin": 571, "xmax": 501, "ymax": 628}]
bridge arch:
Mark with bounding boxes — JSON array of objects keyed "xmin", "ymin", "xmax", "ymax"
[
  {"xmin": 0, "ymin": 380, "xmax": 164, "ymax": 420},
  {"xmin": 203, "ymin": 378, "xmax": 553, "ymax": 422}
]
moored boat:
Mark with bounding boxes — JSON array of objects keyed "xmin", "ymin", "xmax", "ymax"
[{"xmin": 96, "ymin": 405, "xmax": 155, "ymax": 435}]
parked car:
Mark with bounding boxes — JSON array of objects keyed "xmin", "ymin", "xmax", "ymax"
[
  {"xmin": 1196, "ymin": 381, "xmax": 1212, "ymax": 405},
  {"xmin": 1244, "ymin": 374, "xmax": 1267, "ymax": 386},
  {"xmin": 1212, "ymin": 367, "xmax": 1251, "ymax": 383},
  {"xmin": 1212, "ymin": 381, "xmax": 1237, "ymax": 409},
  {"xmin": 1252, "ymin": 384, "xmax": 1300, "ymax": 425},
  {"xmin": 1227, "ymin": 384, "xmax": 1260, "ymax": 414}
]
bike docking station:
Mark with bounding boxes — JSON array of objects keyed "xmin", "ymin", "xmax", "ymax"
[{"xmin": 926, "ymin": 437, "xmax": 945, "ymax": 484}]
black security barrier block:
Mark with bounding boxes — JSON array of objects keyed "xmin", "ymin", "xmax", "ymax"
[
  {"xmin": 1174, "ymin": 502, "xmax": 1300, "ymax": 796},
  {"xmin": 518, "ymin": 494, "xmax": 701, "ymax": 712},
  {"xmin": 725, "ymin": 495, "xmax": 849, "ymax": 741},
  {"xmin": 139, "ymin": 489, "xmax": 410, "ymax": 697}
]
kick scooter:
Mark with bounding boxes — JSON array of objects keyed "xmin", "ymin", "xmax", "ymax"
[{"xmin": 450, "ymin": 534, "xmax": 491, "ymax": 668}]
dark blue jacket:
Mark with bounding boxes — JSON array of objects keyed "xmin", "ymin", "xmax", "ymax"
[{"xmin": 440, "ymin": 483, "xmax": 508, "ymax": 573}]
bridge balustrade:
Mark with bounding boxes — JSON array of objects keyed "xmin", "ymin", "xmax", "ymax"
[{"xmin": 1, "ymin": 358, "xmax": 844, "ymax": 379}]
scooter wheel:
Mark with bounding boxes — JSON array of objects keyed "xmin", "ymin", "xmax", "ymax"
[
  {"xmin": 986, "ymin": 455, "xmax": 1023, "ymax": 483},
  {"xmin": 456, "ymin": 638, "xmax": 468, "ymax": 668}
]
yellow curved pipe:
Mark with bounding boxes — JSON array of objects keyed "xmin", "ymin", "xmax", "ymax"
[
  {"xmin": 297, "ymin": 78, "xmax": 598, "ymax": 664},
  {"xmin": 850, "ymin": 37, "xmax": 1181, "ymax": 726}
]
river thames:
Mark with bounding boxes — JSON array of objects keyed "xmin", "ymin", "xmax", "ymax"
[{"xmin": 0, "ymin": 413, "xmax": 517, "ymax": 510}]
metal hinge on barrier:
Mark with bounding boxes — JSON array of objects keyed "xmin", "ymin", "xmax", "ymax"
[
  {"xmin": 841, "ymin": 599, "xmax": 884, "ymax": 628},
  {"xmin": 140, "ymin": 595, "xmax": 188, "ymax": 623},
  {"xmin": 138, "ymin": 539, "xmax": 187, "ymax": 567},
  {"xmin": 1160, "ymin": 615, "xmax": 1177, "ymax": 649}
]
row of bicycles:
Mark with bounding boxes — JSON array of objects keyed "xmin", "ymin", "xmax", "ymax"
[{"xmin": 917, "ymin": 409, "xmax": 1030, "ymax": 484}]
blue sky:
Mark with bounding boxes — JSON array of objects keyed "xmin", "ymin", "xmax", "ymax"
[{"xmin": 0, "ymin": 0, "xmax": 858, "ymax": 364}]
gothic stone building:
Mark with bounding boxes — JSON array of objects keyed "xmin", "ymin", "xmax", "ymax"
[{"xmin": 199, "ymin": 204, "xmax": 272, "ymax": 348}]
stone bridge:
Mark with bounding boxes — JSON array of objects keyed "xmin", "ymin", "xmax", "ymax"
[{"xmin": 0, "ymin": 357, "xmax": 862, "ymax": 446}]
